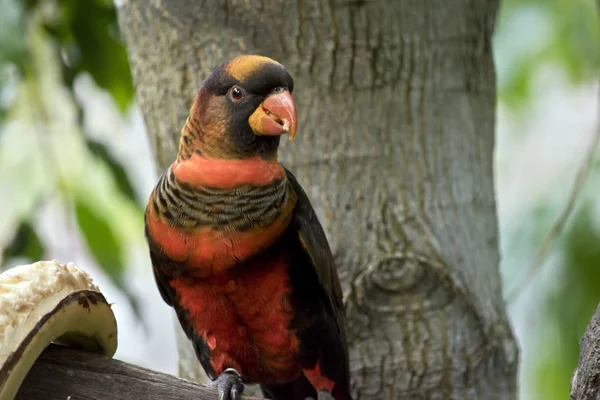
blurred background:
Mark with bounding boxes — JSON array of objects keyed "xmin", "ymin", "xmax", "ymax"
[{"xmin": 0, "ymin": 0, "xmax": 599, "ymax": 399}]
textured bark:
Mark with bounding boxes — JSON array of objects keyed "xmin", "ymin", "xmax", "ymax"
[
  {"xmin": 116, "ymin": 0, "xmax": 519, "ymax": 398},
  {"xmin": 17, "ymin": 344, "xmax": 265, "ymax": 400},
  {"xmin": 571, "ymin": 302, "xmax": 600, "ymax": 400}
]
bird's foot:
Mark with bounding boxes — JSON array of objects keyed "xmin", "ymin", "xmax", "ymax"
[
  {"xmin": 305, "ymin": 391, "xmax": 335, "ymax": 400},
  {"xmin": 318, "ymin": 391, "xmax": 335, "ymax": 400},
  {"xmin": 210, "ymin": 368, "xmax": 244, "ymax": 400}
]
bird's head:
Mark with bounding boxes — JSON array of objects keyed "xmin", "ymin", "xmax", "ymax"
[{"xmin": 181, "ymin": 55, "xmax": 297, "ymax": 161}]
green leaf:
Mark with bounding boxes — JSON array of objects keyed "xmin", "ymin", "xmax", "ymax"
[
  {"xmin": 0, "ymin": 0, "xmax": 29, "ymax": 71},
  {"xmin": 68, "ymin": 0, "xmax": 134, "ymax": 110},
  {"xmin": 2, "ymin": 220, "xmax": 44, "ymax": 262},
  {"xmin": 498, "ymin": 57, "xmax": 535, "ymax": 109},
  {"xmin": 497, "ymin": 0, "xmax": 600, "ymax": 109},
  {"xmin": 75, "ymin": 199, "xmax": 143, "ymax": 321},
  {"xmin": 85, "ymin": 138, "xmax": 141, "ymax": 205},
  {"xmin": 42, "ymin": 0, "xmax": 134, "ymax": 111},
  {"xmin": 75, "ymin": 200, "xmax": 124, "ymax": 282}
]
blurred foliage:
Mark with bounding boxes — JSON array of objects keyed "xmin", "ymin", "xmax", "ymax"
[
  {"xmin": 534, "ymin": 205, "xmax": 600, "ymax": 398},
  {"xmin": 75, "ymin": 200, "xmax": 125, "ymax": 285},
  {"xmin": 495, "ymin": 0, "xmax": 600, "ymax": 399},
  {"xmin": 86, "ymin": 138, "xmax": 141, "ymax": 204},
  {"xmin": 0, "ymin": 0, "xmax": 28, "ymax": 72},
  {"xmin": 36, "ymin": 0, "xmax": 134, "ymax": 111},
  {"xmin": 75, "ymin": 197, "xmax": 142, "ymax": 318},
  {"xmin": 496, "ymin": 0, "xmax": 600, "ymax": 108},
  {"xmin": 0, "ymin": 0, "xmax": 140, "ymax": 316},
  {"xmin": 3, "ymin": 220, "xmax": 44, "ymax": 262}
]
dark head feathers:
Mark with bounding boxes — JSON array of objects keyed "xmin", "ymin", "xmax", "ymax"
[
  {"xmin": 203, "ymin": 55, "xmax": 294, "ymax": 97},
  {"xmin": 179, "ymin": 55, "xmax": 295, "ymax": 161}
]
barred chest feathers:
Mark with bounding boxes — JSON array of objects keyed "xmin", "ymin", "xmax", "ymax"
[{"xmin": 145, "ymin": 160, "xmax": 297, "ymax": 275}]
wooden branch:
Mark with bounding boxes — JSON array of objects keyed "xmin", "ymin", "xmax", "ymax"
[
  {"xmin": 16, "ymin": 344, "xmax": 266, "ymax": 400},
  {"xmin": 571, "ymin": 301, "xmax": 600, "ymax": 400}
]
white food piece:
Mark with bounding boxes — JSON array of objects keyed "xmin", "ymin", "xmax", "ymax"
[{"xmin": 0, "ymin": 260, "xmax": 118, "ymax": 400}]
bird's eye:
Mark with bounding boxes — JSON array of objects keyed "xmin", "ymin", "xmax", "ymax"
[
  {"xmin": 230, "ymin": 86, "xmax": 243, "ymax": 101},
  {"xmin": 272, "ymin": 86, "xmax": 285, "ymax": 94}
]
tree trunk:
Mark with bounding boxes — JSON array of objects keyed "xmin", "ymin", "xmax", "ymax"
[
  {"xmin": 571, "ymin": 301, "xmax": 600, "ymax": 400},
  {"xmin": 116, "ymin": 0, "xmax": 519, "ymax": 398}
]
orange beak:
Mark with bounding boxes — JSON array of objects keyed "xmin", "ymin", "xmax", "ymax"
[{"xmin": 248, "ymin": 90, "xmax": 298, "ymax": 141}]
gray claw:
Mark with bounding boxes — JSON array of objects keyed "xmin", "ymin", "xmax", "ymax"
[
  {"xmin": 212, "ymin": 368, "xmax": 244, "ymax": 400},
  {"xmin": 318, "ymin": 391, "xmax": 335, "ymax": 400}
]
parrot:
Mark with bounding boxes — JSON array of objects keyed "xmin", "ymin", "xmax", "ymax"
[{"xmin": 144, "ymin": 55, "xmax": 352, "ymax": 400}]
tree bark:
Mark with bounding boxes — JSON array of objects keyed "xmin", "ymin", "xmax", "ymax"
[
  {"xmin": 17, "ymin": 344, "xmax": 265, "ymax": 400},
  {"xmin": 116, "ymin": 0, "xmax": 519, "ymax": 398},
  {"xmin": 571, "ymin": 302, "xmax": 600, "ymax": 400}
]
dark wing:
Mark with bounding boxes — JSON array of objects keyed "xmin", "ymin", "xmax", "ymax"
[
  {"xmin": 144, "ymin": 222, "xmax": 175, "ymax": 306},
  {"xmin": 144, "ymin": 222, "xmax": 216, "ymax": 379},
  {"xmin": 284, "ymin": 168, "xmax": 348, "ymax": 351}
]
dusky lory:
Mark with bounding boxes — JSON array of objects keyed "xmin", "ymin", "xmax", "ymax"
[{"xmin": 144, "ymin": 55, "xmax": 352, "ymax": 400}]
